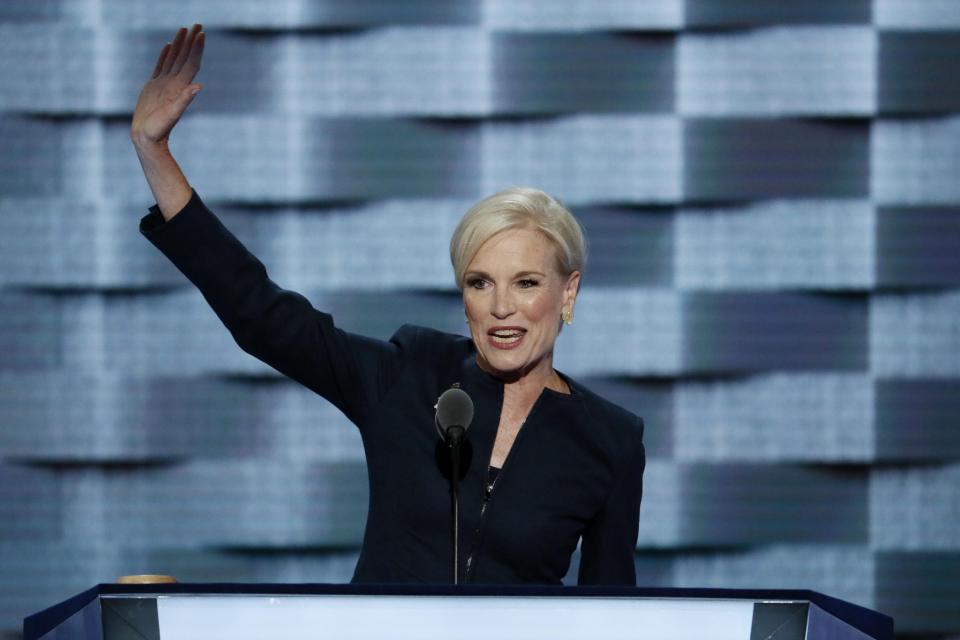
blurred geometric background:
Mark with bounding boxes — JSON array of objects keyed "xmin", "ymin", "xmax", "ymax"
[{"xmin": 1, "ymin": 0, "xmax": 960, "ymax": 638}]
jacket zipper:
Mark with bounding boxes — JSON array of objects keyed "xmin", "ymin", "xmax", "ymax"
[{"xmin": 464, "ymin": 392, "xmax": 545, "ymax": 581}]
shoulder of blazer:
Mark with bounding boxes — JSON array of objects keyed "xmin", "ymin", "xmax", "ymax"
[
  {"xmin": 567, "ymin": 377, "xmax": 645, "ymax": 456},
  {"xmin": 388, "ymin": 324, "xmax": 475, "ymax": 364}
]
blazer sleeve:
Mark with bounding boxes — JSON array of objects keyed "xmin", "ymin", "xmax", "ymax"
[
  {"xmin": 139, "ymin": 189, "xmax": 404, "ymax": 427},
  {"xmin": 577, "ymin": 417, "xmax": 646, "ymax": 586}
]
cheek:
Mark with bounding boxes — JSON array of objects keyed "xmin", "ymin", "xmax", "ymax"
[
  {"xmin": 464, "ymin": 295, "xmax": 485, "ymax": 331},
  {"xmin": 521, "ymin": 293, "xmax": 561, "ymax": 325},
  {"xmin": 463, "ymin": 294, "xmax": 479, "ymax": 320}
]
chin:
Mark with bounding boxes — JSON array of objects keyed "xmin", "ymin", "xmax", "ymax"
[
  {"xmin": 485, "ymin": 353, "xmax": 521, "ymax": 372},
  {"xmin": 480, "ymin": 349, "xmax": 535, "ymax": 379}
]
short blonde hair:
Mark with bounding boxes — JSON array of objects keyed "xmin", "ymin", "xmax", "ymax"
[{"xmin": 449, "ymin": 187, "xmax": 586, "ymax": 290}]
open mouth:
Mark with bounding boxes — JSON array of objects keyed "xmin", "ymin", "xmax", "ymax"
[{"xmin": 488, "ymin": 328, "xmax": 526, "ymax": 349}]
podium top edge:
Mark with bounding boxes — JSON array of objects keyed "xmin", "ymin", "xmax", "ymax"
[{"xmin": 24, "ymin": 584, "xmax": 893, "ymax": 640}]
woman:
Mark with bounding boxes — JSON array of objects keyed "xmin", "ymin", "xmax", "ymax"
[{"xmin": 132, "ymin": 25, "xmax": 645, "ymax": 585}]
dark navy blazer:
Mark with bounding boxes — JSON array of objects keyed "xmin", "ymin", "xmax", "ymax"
[{"xmin": 140, "ymin": 190, "xmax": 646, "ymax": 586}]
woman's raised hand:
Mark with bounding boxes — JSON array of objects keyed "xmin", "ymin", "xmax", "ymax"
[
  {"xmin": 131, "ymin": 24, "xmax": 205, "ymax": 149},
  {"xmin": 131, "ymin": 25, "xmax": 204, "ymax": 219}
]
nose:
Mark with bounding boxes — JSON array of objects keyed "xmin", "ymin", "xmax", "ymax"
[{"xmin": 491, "ymin": 286, "xmax": 515, "ymax": 319}]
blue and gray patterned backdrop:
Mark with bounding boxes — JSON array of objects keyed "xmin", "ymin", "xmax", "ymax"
[{"xmin": 1, "ymin": 1, "xmax": 960, "ymax": 638}]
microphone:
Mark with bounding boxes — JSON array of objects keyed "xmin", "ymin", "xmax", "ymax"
[
  {"xmin": 435, "ymin": 386, "xmax": 474, "ymax": 446},
  {"xmin": 434, "ymin": 385, "xmax": 474, "ymax": 584}
]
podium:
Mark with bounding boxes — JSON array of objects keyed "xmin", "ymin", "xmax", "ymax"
[{"xmin": 25, "ymin": 584, "xmax": 893, "ymax": 640}]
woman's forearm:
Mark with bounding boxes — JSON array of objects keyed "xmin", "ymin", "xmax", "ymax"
[{"xmin": 133, "ymin": 140, "xmax": 193, "ymax": 221}]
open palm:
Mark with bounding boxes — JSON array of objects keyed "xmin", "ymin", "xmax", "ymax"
[{"xmin": 131, "ymin": 24, "xmax": 205, "ymax": 147}]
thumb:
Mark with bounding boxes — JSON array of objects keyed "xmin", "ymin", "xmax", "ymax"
[
  {"xmin": 181, "ymin": 83, "xmax": 202, "ymax": 103},
  {"xmin": 160, "ymin": 84, "xmax": 202, "ymax": 129}
]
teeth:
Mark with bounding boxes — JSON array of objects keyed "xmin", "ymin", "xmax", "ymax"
[{"xmin": 491, "ymin": 329, "xmax": 523, "ymax": 344}]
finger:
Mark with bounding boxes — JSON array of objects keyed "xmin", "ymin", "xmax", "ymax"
[
  {"xmin": 161, "ymin": 27, "xmax": 187, "ymax": 74},
  {"xmin": 151, "ymin": 42, "xmax": 171, "ymax": 79},
  {"xmin": 177, "ymin": 31, "xmax": 205, "ymax": 80},
  {"xmin": 172, "ymin": 23, "xmax": 202, "ymax": 74}
]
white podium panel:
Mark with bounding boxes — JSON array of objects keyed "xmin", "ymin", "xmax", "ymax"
[{"xmin": 157, "ymin": 595, "xmax": 755, "ymax": 640}]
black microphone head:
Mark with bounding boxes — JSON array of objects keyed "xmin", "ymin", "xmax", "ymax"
[{"xmin": 435, "ymin": 387, "xmax": 474, "ymax": 440}]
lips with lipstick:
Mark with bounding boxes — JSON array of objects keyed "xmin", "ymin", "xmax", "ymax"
[{"xmin": 487, "ymin": 326, "xmax": 526, "ymax": 350}]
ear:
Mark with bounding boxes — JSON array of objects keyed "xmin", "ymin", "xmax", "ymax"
[{"xmin": 562, "ymin": 270, "xmax": 581, "ymax": 313}]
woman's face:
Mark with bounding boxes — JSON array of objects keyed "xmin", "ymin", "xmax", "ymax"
[{"xmin": 463, "ymin": 226, "xmax": 580, "ymax": 381}]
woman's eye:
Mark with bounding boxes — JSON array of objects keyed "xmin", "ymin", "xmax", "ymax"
[
  {"xmin": 467, "ymin": 278, "xmax": 488, "ymax": 289},
  {"xmin": 518, "ymin": 279, "xmax": 539, "ymax": 289}
]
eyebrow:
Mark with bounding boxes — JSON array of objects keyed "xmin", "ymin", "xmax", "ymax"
[{"xmin": 464, "ymin": 270, "xmax": 547, "ymax": 279}]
